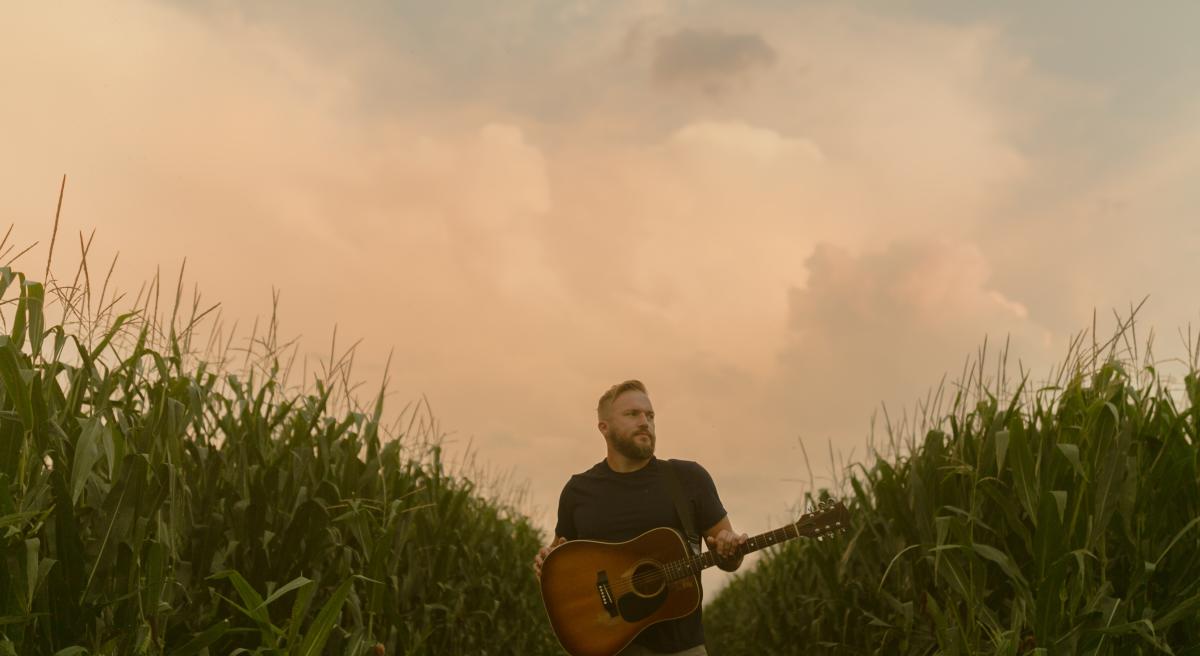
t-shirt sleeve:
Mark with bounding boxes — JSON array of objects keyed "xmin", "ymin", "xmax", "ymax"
[
  {"xmin": 687, "ymin": 461, "xmax": 727, "ymax": 533},
  {"xmin": 554, "ymin": 477, "xmax": 578, "ymax": 540}
]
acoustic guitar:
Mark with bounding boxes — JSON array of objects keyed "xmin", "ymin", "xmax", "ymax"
[{"xmin": 539, "ymin": 499, "xmax": 850, "ymax": 656}]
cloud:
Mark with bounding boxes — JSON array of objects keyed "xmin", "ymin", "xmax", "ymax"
[
  {"xmin": 977, "ymin": 99, "xmax": 1200, "ymax": 338},
  {"xmin": 766, "ymin": 239, "xmax": 1052, "ymax": 447},
  {"xmin": 670, "ymin": 119, "xmax": 823, "ymax": 164},
  {"xmin": 14, "ymin": 1, "xmax": 1178, "ymax": 601},
  {"xmin": 651, "ymin": 28, "xmax": 777, "ymax": 96}
]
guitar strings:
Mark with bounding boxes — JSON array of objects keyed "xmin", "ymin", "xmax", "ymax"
[
  {"xmin": 600, "ymin": 523, "xmax": 839, "ymax": 597},
  {"xmin": 608, "ymin": 548, "xmax": 738, "ymax": 595},
  {"xmin": 604, "ymin": 550, "xmax": 733, "ymax": 596},
  {"xmin": 579, "ymin": 511, "xmax": 844, "ymax": 598},
  {"xmin": 608, "ymin": 542, "xmax": 772, "ymax": 594},
  {"xmin": 606, "ymin": 567, "xmax": 690, "ymax": 597}
]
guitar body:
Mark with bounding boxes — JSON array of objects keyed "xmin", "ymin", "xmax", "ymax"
[{"xmin": 540, "ymin": 527, "xmax": 701, "ymax": 656}]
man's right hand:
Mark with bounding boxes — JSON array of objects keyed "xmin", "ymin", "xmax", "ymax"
[{"xmin": 534, "ymin": 536, "xmax": 567, "ymax": 580}]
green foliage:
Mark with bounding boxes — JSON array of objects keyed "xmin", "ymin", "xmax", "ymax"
[
  {"xmin": 0, "ymin": 264, "xmax": 559, "ymax": 655},
  {"xmin": 708, "ymin": 331, "xmax": 1200, "ymax": 655}
]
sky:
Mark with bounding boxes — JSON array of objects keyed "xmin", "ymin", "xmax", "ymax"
[{"xmin": 4, "ymin": 1, "xmax": 1200, "ymax": 595}]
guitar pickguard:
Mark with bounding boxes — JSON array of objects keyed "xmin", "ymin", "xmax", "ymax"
[{"xmin": 615, "ymin": 587, "xmax": 668, "ymax": 622}]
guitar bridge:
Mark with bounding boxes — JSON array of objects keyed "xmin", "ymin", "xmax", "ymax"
[{"xmin": 596, "ymin": 570, "xmax": 618, "ymax": 617}]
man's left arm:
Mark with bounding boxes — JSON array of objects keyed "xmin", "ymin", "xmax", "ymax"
[{"xmin": 703, "ymin": 515, "xmax": 748, "ymax": 572}]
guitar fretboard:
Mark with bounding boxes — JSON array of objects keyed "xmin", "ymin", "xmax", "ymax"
[{"xmin": 662, "ymin": 523, "xmax": 803, "ymax": 582}]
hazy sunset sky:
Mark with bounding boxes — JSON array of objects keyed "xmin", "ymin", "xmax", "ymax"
[{"xmin": 5, "ymin": 1, "xmax": 1199, "ymax": 591}]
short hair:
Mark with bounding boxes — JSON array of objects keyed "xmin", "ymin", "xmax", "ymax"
[{"xmin": 597, "ymin": 379, "xmax": 648, "ymax": 421}]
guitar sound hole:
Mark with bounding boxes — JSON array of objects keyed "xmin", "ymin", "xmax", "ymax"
[{"xmin": 631, "ymin": 562, "xmax": 665, "ymax": 596}]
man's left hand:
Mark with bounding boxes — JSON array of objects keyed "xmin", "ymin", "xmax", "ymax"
[{"xmin": 705, "ymin": 529, "xmax": 749, "ymax": 565}]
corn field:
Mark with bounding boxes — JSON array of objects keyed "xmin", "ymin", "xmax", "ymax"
[
  {"xmin": 0, "ymin": 260, "xmax": 560, "ymax": 655},
  {"xmin": 9, "ymin": 227, "xmax": 1198, "ymax": 656},
  {"xmin": 707, "ymin": 325, "xmax": 1200, "ymax": 655}
]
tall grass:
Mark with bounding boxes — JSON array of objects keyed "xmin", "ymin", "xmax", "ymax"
[
  {"xmin": 0, "ymin": 229, "xmax": 558, "ymax": 654},
  {"xmin": 707, "ymin": 314, "xmax": 1200, "ymax": 655}
]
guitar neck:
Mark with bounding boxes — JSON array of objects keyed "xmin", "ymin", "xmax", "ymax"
[
  {"xmin": 659, "ymin": 502, "xmax": 847, "ymax": 582},
  {"xmin": 665, "ymin": 523, "xmax": 806, "ymax": 581}
]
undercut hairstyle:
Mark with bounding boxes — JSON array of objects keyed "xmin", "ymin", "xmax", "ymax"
[{"xmin": 597, "ymin": 379, "xmax": 648, "ymax": 422}]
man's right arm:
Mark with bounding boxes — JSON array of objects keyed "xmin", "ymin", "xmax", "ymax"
[{"xmin": 533, "ymin": 535, "xmax": 567, "ymax": 579}]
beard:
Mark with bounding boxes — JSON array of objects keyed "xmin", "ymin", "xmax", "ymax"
[{"xmin": 609, "ymin": 427, "xmax": 655, "ymax": 460}]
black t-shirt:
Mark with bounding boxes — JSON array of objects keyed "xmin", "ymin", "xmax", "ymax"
[{"xmin": 554, "ymin": 456, "xmax": 728, "ymax": 652}]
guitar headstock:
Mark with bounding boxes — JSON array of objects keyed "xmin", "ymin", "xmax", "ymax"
[{"xmin": 793, "ymin": 499, "xmax": 851, "ymax": 541}]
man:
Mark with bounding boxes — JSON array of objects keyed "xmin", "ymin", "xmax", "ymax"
[{"xmin": 533, "ymin": 380, "xmax": 748, "ymax": 655}]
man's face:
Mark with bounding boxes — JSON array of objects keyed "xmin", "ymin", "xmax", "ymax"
[{"xmin": 602, "ymin": 390, "xmax": 656, "ymax": 459}]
